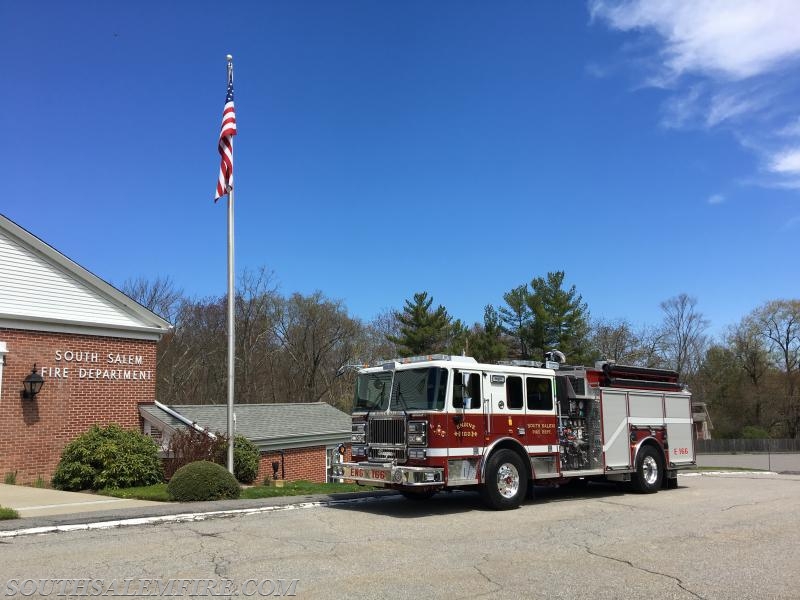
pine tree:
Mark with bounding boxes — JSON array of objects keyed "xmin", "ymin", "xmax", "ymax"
[
  {"xmin": 498, "ymin": 285, "xmax": 533, "ymax": 358},
  {"xmin": 470, "ymin": 305, "xmax": 511, "ymax": 363},
  {"xmin": 387, "ymin": 292, "xmax": 453, "ymax": 357},
  {"xmin": 527, "ymin": 271, "xmax": 590, "ymax": 363}
]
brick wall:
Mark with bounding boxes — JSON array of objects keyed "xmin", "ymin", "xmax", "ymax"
[
  {"xmin": 0, "ymin": 328, "xmax": 157, "ymax": 484},
  {"xmin": 258, "ymin": 444, "xmax": 352, "ymax": 484}
]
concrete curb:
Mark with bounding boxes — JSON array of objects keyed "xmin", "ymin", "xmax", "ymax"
[
  {"xmin": 681, "ymin": 471, "xmax": 778, "ymax": 477},
  {"xmin": 0, "ymin": 490, "xmax": 399, "ymax": 538}
]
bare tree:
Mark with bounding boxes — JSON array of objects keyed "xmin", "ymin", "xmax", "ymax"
[
  {"xmin": 121, "ymin": 275, "xmax": 183, "ymax": 324},
  {"xmin": 753, "ymin": 300, "xmax": 800, "ymax": 437},
  {"xmin": 235, "ymin": 268, "xmax": 280, "ymax": 404},
  {"xmin": 658, "ymin": 294, "xmax": 709, "ymax": 377},
  {"xmin": 726, "ymin": 317, "xmax": 771, "ymax": 426},
  {"xmin": 271, "ymin": 291, "xmax": 362, "ymax": 407},
  {"xmin": 590, "ymin": 318, "xmax": 642, "ymax": 363}
]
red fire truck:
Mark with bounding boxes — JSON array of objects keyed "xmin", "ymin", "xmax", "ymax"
[{"xmin": 335, "ymin": 353, "xmax": 695, "ymax": 510}]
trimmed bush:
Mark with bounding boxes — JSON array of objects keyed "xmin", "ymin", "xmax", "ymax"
[
  {"xmin": 165, "ymin": 428, "xmax": 227, "ymax": 480},
  {"xmin": 52, "ymin": 424, "xmax": 163, "ymax": 491},
  {"xmin": 215, "ymin": 435, "xmax": 260, "ymax": 484},
  {"xmin": 167, "ymin": 461, "xmax": 241, "ymax": 501}
]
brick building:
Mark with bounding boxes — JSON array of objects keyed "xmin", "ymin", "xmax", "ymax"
[
  {"xmin": 140, "ymin": 402, "xmax": 352, "ymax": 484},
  {"xmin": 0, "ymin": 215, "xmax": 171, "ymax": 483}
]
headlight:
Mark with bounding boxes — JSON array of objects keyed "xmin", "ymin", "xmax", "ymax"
[
  {"xmin": 407, "ymin": 421, "xmax": 428, "ymax": 446},
  {"xmin": 352, "ymin": 422, "xmax": 366, "ymax": 443},
  {"xmin": 352, "ymin": 446, "xmax": 367, "ymax": 457}
]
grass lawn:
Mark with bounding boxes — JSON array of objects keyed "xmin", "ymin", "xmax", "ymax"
[
  {"xmin": 0, "ymin": 506, "xmax": 20, "ymax": 520},
  {"xmin": 99, "ymin": 480, "xmax": 375, "ymax": 503},
  {"xmin": 100, "ymin": 483, "xmax": 170, "ymax": 502}
]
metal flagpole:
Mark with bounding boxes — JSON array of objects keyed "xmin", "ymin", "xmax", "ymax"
[{"xmin": 226, "ymin": 55, "xmax": 235, "ymax": 475}]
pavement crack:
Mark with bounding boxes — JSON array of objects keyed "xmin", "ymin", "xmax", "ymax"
[
  {"xmin": 451, "ymin": 555, "xmax": 504, "ymax": 600},
  {"xmin": 721, "ymin": 496, "xmax": 783, "ymax": 512},
  {"xmin": 580, "ymin": 544, "xmax": 705, "ymax": 600},
  {"xmin": 212, "ymin": 552, "xmax": 229, "ymax": 578},
  {"xmin": 596, "ymin": 499, "xmax": 644, "ymax": 510}
]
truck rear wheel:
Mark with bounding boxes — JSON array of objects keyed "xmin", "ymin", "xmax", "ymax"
[
  {"xmin": 631, "ymin": 445, "xmax": 663, "ymax": 493},
  {"xmin": 480, "ymin": 449, "xmax": 527, "ymax": 510}
]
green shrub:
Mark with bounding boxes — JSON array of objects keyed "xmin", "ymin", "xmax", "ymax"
[
  {"xmin": 741, "ymin": 426, "xmax": 771, "ymax": 439},
  {"xmin": 0, "ymin": 506, "xmax": 19, "ymax": 520},
  {"xmin": 165, "ymin": 428, "xmax": 227, "ymax": 480},
  {"xmin": 4, "ymin": 472, "xmax": 16, "ymax": 485},
  {"xmin": 167, "ymin": 461, "xmax": 240, "ymax": 501},
  {"xmin": 214, "ymin": 435, "xmax": 260, "ymax": 484},
  {"xmin": 52, "ymin": 424, "xmax": 163, "ymax": 491}
]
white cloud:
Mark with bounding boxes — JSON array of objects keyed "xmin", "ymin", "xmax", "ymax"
[
  {"xmin": 707, "ymin": 194, "xmax": 725, "ymax": 205},
  {"xmin": 706, "ymin": 91, "xmax": 763, "ymax": 127},
  {"xmin": 591, "ymin": 0, "xmax": 800, "ymax": 192},
  {"xmin": 590, "ymin": 0, "xmax": 800, "ymax": 80},
  {"xmin": 769, "ymin": 148, "xmax": 800, "ymax": 175}
]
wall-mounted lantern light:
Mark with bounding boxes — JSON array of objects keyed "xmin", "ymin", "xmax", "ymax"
[{"xmin": 22, "ymin": 364, "xmax": 44, "ymax": 400}]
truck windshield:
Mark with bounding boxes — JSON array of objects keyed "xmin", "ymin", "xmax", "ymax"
[
  {"xmin": 391, "ymin": 367, "xmax": 448, "ymax": 411},
  {"xmin": 353, "ymin": 371, "xmax": 393, "ymax": 411},
  {"xmin": 353, "ymin": 367, "xmax": 449, "ymax": 412}
]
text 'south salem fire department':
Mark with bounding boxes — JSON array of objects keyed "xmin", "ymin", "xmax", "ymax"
[{"xmin": 333, "ymin": 353, "xmax": 695, "ymax": 509}]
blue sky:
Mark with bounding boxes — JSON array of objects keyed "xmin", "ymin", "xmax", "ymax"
[{"xmin": 3, "ymin": 1, "xmax": 799, "ymax": 337}]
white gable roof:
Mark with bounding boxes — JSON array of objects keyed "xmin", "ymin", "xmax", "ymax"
[{"xmin": 0, "ymin": 215, "xmax": 171, "ymax": 340}]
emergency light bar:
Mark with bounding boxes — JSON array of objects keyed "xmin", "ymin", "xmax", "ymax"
[{"xmin": 372, "ymin": 354, "xmax": 478, "ymax": 368}]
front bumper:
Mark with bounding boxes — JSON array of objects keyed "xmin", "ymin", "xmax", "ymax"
[{"xmin": 337, "ymin": 462, "xmax": 444, "ymax": 486}]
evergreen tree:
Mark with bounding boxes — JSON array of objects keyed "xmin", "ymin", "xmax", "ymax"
[
  {"xmin": 498, "ymin": 285, "xmax": 532, "ymax": 358},
  {"xmin": 470, "ymin": 305, "xmax": 511, "ymax": 363},
  {"xmin": 527, "ymin": 271, "xmax": 590, "ymax": 363},
  {"xmin": 387, "ymin": 292, "xmax": 453, "ymax": 357}
]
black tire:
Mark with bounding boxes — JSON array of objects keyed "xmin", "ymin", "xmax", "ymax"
[
  {"xmin": 400, "ymin": 488, "xmax": 437, "ymax": 501},
  {"xmin": 479, "ymin": 449, "xmax": 528, "ymax": 510},
  {"xmin": 630, "ymin": 445, "xmax": 663, "ymax": 493}
]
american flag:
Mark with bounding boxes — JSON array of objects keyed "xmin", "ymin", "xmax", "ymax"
[{"xmin": 215, "ymin": 69, "xmax": 237, "ymax": 201}]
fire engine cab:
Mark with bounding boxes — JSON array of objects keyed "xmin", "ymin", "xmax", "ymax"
[{"xmin": 335, "ymin": 354, "xmax": 695, "ymax": 510}]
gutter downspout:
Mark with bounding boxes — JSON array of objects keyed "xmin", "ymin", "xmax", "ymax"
[{"xmin": 154, "ymin": 400, "xmax": 216, "ymax": 439}]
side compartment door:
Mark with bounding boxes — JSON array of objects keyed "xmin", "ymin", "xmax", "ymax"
[
  {"xmin": 601, "ymin": 390, "xmax": 631, "ymax": 469},
  {"xmin": 665, "ymin": 393, "xmax": 695, "ymax": 466}
]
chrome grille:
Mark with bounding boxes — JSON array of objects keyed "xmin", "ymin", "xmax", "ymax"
[
  {"xmin": 368, "ymin": 447, "xmax": 406, "ymax": 462},
  {"xmin": 367, "ymin": 416, "xmax": 406, "ymax": 463},
  {"xmin": 367, "ymin": 417, "xmax": 406, "ymax": 445}
]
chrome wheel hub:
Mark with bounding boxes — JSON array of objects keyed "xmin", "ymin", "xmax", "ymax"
[
  {"xmin": 497, "ymin": 463, "xmax": 520, "ymax": 498},
  {"xmin": 642, "ymin": 455, "xmax": 658, "ymax": 485}
]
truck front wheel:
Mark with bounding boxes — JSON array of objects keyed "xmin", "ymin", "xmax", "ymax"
[
  {"xmin": 631, "ymin": 445, "xmax": 663, "ymax": 493},
  {"xmin": 480, "ymin": 449, "xmax": 527, "ymax": 510}
]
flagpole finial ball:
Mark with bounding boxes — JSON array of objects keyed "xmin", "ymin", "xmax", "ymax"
[{"xmin": 226, "ymin": 54, "xmax": 233, "ymax": 62}]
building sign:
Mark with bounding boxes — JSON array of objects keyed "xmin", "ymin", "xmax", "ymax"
[{"xmin": 37, "ymin": 349, "xmax": 153, "ymax": 381}]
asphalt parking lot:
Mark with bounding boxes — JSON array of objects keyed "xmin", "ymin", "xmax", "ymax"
[{"xmin": 2, "ymin": 472, "xmax": 798, "ymax": 600}]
